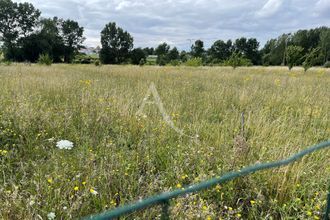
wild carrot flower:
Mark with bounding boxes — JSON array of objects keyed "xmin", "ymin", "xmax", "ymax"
[
  {"xmin": 47, "ymin": 212, "xmax": 56, "ymax": 220},
  {"xmin": 56, "ymin": 140, "xmax": 74, "ymax": 150}
]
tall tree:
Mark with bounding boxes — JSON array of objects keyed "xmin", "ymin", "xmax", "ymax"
[
  {"xmin": 155, "ymin": 42, "xmax": 170, "ymax": 65},
  {"xmin": 208, "ymin": 39, "xmax": 232, "ymax": 62},
  {"xmin": 130, "ymin": 47, "xmax": 146, "ymax": 65},
  {"xmin": 100, "ymin": 22, "xmax": 133, "ymax": 64},
  {"xmin": 167, "ymin": 47, "xmax": 179, "ymax": 61},
  {"xmin": 60, "ymin": 19, "xmax": 85, "ymax": 63},
  {"xmin": 0, "ymin": 0, "xmax": 40, "ymax": 60},
  {"xmin": 286, "ymin": 45, "xmax": 304, "ymax": 70},
  {"xmin": 191, "ymin": 39, "xmax": 205, "ymax": 58},
  {"xmin": 320, "ymin": 29, "xmax": 330, "ymax": 62},
  {"xmin": 234, "ymin": 37, "xmax": 260, "ymax": 65}
]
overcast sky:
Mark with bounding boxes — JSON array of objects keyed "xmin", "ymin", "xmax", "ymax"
[{"xmin": 16, "ymin": 0, "xmax": 330, "ymax": 50}]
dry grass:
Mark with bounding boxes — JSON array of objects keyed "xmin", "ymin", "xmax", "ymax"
[{"xmin": 0, "ymin": 64, "xmax": 329, "ymax": 219}]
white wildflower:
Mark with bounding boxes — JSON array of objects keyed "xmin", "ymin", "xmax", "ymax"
[
  {"xmin": 47, "ymin": 212, "xmax": 56, "ymax": 220},
  {"xmin": 56, "ymin": 140, "xmax": 74, "ymax": 150}
]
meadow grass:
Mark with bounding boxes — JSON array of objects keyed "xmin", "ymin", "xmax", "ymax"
[{"xmin": 0, "ymin": 64, "xmax": 329, "ymax": 219}]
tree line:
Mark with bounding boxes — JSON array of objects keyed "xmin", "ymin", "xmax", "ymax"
[{"xmin": 1, "ymin": 0, "xmax": 330, "ymax": 68}]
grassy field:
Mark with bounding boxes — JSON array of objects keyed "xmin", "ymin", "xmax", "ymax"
[{"xmin": 0, "ymin": 64, "xmax": 329, "ymax": 219}]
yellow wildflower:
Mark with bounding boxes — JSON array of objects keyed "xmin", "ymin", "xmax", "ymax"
[{"xmin": 74, "ymin": 186, "xmax": 79, "ymax": 191}]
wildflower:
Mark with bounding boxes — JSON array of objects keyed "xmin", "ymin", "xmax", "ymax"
[
  {"xmin": 315, "ymin": 204, "xmax": 320, "ymax": 210},
  {"xmin": 90, "ymin": 188, "xmax": 98, "ymax": 195},
  {"xmin": 206, "ymin": 216, "xmax": 212, "ymax": 220},
  {"xmin": 56, "ymin": 140, "xmax": 74, "ymax": 150},
  {"xmin": 0, "ymin": 150, "xmax": 8, "ymax": 156},
  {"xmin": 47, "ymin": 212, "xmax": 56, "ymax": 220},
  {"xmin": 250, "ymin": 200, "xmax": 256, "ymax": 205},
  {"xmin": 314, "ymin": 216, "xmax": 320, "ymax": 220},
  {"xmin": 176, "ymin": 183, "xmax": 182, "ymax": 188},
  {"xmin": 202, "ymin": 205, "xmax": 208, "ymax": 211},
  {"xmin": 74, "ymin": 186, "xmax": 79, "ymax": 191},
  {"xmin": 181, "ymin": 175, "xmax": 188, "ymax": 180},
  {"xmin": 236, "ymin": 213, "xmax": 242, "ymax": 218},
  {"xmin": 82, "ymin": 181, "xmax": 86, "ymax": 185},
  {"xmin": 307, "ymin": 211, "xmax": 312, "ymax": 216},
  {"xmin": 228, "ymin": 207, "xmax": 233, "ymax": 211},
  {"xmin": 274, "ymin": 79, "xmax": 281, "ymax": 86},
  {"xmin": 47, "ymin": 178, "xmax": 53, "ymax": 184}
]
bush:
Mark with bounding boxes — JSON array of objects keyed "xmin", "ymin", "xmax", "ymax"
[
  {"xmin": 38, "ymin": 54, "xmax": 52, "ymax": 66},
  {"xmin": 168, "ymin": 60, "xmax": 180, "ymax": 66},
  {"xmin": 222, "ymin": 52, "xmax": 252, "ymax": 69},
  {"xmin": 94, "ymin": 60, "xmax": 101, "ymax": 66},
  {"xmin": 139, "ymin": 59, "xmax": 145, "ymax": 66},
  {"xmin": 324, "ymin": 61, "xmax": 330, "ymax": 68},
  {"xmin": 185, "ymin": 57, "xmax": 203, "ymax": 67}
]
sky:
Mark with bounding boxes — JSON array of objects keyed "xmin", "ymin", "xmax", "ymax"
[{"xmin": 16, "ymin": 0, "xmax": 330, "ymax": 50}]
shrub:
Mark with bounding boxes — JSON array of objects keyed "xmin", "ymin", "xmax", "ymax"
[
  {"xmin": 222, "ymin": 52, "xmax": 252, "ymax": 69},
  {"xmin": 139, "ymin": 59, "xmax": 145, "ymax": 66},
  {"xmin": 185, "ymin": 57, "xmax": 203, "ymax": 67},
  {"xmin": 38, "ymin": 54, "xmax": 52, "ymax": 66},
  {"xmin": 169, "ymin": 60, "xmax": 180, "ymax": 66},
  {"xmin": 94, "ymin": 60, "xmax": 101, "ymax": 66},
  {"xmin": 324, "ymin": 61, "xmax": 330, "ymax": 68}
]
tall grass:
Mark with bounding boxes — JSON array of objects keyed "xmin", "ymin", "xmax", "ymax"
[{"xmin": 0, "ymin": 64, "xmax": 329, "ymax": 219}]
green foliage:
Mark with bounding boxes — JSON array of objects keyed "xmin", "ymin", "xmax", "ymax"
[
  {"xmin": 208, "ymin": 40, "xmax": 232, "ymax": 62},
  {"xmin": 302, "ymin": 47, "xmax": 322, "ymax": 72},
  {"xmin": 324, "ymin": 61, "xmax": 330, "ymax": 68},
  {"xmin": 130, "ymin": 48, "xmax": 146, "ymax": 65},
  {"xmin": 223, "ymin": 52, "xmax": 252, "ymax": 69},
  {"xmin": 185, "ymin": 57, "xmax": 203, "ymax": 67},
  {"xmin": 38, "ymin": 54, "xmax": 52, "ymax": 65},
  {"xmin": 234, "ymin": 38, "xmax": 260, "ymax": 65},
  {"xmin": 139, "ymin": 58, "xmax": 145, "ymax": 66},
  {"xmin": 168, "ymin": 60, "xmax": 180, "ymax": 66},
  {"xmin": 73, "ymin": 54, "xmax": 99, "ymax": 64},
  {"xmin": 286, "ymin": 45, "xmax": 304, "ymax": 70},
  {"xmin": 61, "ymin": 19, "xmax": 85, "ymax": 63},
  {"xmin": 94, "ymin": 60, "xmax": 100, "ymax": 66},
  {"xmin": 100, "ymin": 22, "xmax": 133, "ymax": 64},
  {"xmin": 191, "ymin": 40, "xmax": 205, "ymax": 59},
  {"xmin": 320, "ymin": 29, "xmax": 330, "ymax": 62}
]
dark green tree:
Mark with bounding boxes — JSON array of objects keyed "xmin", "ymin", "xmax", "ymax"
[
  {"xmin": 130, "ymin": 48, "xmax": 146, "ymax": 65},
  {"xmin": 0, "ymin": 0, "xmax": 40, "ymax": 60},
  {"xmin": 191, "ymin": 39, "xmax": 205, "ymax": 59},
  {"xmin": 208, "ymin": 39, "xmax": 232, "ymax": 63},
  {"xmin": 100, "ymin": 22, "xmax": 133, "ymax": 64},
  {"xmin": 60, "ymin": 19, "xmax": 85, "ymax": 63},
  {"xmin": 167, "ymin": 47, "xmax": 179, "ymax": 61},
  {"xmin": 320, "ymin": 29, "xmax": 330, "ymax": 62},
  {"xmin": 234, "ymin": 37, "xmax": 260, "ymax": 65},
  {"xmin": 155, "ymin": 42, "xmax": 170, "ymax": 65},
  {"xmin": 286, "ymin": 45, "xmax": 304, "ymax": 70}
]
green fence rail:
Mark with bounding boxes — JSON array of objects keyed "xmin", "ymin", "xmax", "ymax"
[{"xmin": 84, "ymin": 140, "xmax": 330, "ymax": 220}]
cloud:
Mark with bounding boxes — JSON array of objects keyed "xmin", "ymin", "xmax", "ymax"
[
  {"xmin": 255, "ymin": 0, "xmax": 284, "ymax": 18},
  {"xmin": 314, "ymin": 0, "xmax": 330, "ymax": 16},
  {"xmin": 14, "ymin": 0, "xmax": 330, "ymax": 49}
]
